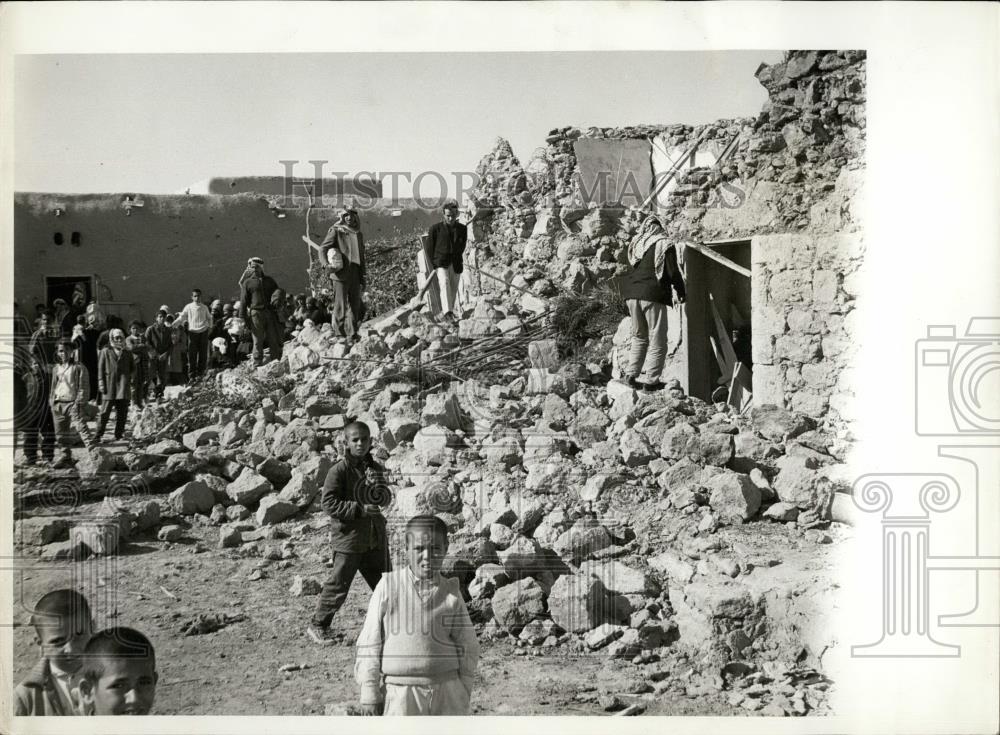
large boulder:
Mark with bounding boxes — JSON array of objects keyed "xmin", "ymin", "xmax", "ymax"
[
  {"xmin": 490, "ymin": 578, "xmax": 546, "ymax": 634},
  {"xmin": 774, "ymin": 454, "xmax": 834, "ymax": 515},
  {"xmin": 77, "ymin": 448, "xmax": 118, "ymax": 478},
  {"xmin": 707, "ymin": 472, "xmax": 761, "ymax": 524},
  {"xmin": 750, "ymin": 404, "xmax": 813, "ymax": 442},
  {"xmin": 468, "ymin": 563, "xmax": 509, "ymax": 599},
  {"xmin": 169, "ymin": 480, "xmax": 215, "ymax": 515},
  {"xmin": 484, "ymin": 436, "xmax": 522, "ymax": 468},
  {"xmin": 74, "ymin": 523, "xmax": 120, "ymax": 556},
  {"xmin": 547, "ymin": 573, "xmax": 625, "ymax": 634},
  {"xmin": 226, "ymin": 471, "xmax": 274, "ymax": 506},
  {"xmin": 420, "ymin": 393, "xmax": 464, "ymax": 432},
  {"xmin": 497, "ymin": 536, "xmax": 546, "ymax": 580},
  {"xmin": 619, "ymin": 429, "xmax": 656, "ymax": 468},
  {"xmin": 277, "ymin": 473, "xmax": 320, "ymax": 508},
  {"xmin": 256, "ymin": 495, "xmax": 299, "ymax": 525},
  {"xmin": 270, "ymin": 419, "xmax": 318, "ymax": 460},
  {"xmin": 16, "ymin": 517, "xmax": 69, "ymax": 546},
  {"xmin": 182, "ymin": 426, "xmax": 220, "ymax": 452},
  {"xmin": 295, "ymin": 454, "xmax": 334, "ymax": 486},
  {"xmin": 552, "ymin": 521, "xmax": 614, "ymax": 564},
  {"xmin": 256, "ymin": 458, "xmax": 293, "ymax": 489}
]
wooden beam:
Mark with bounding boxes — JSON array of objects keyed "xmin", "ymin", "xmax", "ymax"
[{"xmin": 686, "ymin": 241, "xmax": 751, "ymax": 278}]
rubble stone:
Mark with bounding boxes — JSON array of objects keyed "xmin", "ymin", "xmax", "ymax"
[
  {"xmin": 277, "ymin": 473, "xmax": 320, "ymax": 508},
  {"xmin": 169, "ymin": 480, "xmax": 216, "ymax": 516},
  {"xmin": 256, "ymin": 495, "xmax": 299, "ymax": 525},
  {"xmin": 16, "ymin": 517, "xmax": 69, "ymax": 546},
  {"xmin": 707, "ymin": 472, "xmax": 762, "ymax": 524},
  {"xmin": 490, "ymin": 578, "xmax": 546, "ymax": 634},
  {"xmin": 226, "ymin": 471, "xmax": 274, "ymax": 506}
]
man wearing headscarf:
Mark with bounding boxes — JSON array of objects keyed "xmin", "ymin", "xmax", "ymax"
[
  {"xmin": 238, "ymin": 257, "xmax": 284, "ymax": 365},
  {"xmin": 95, "ymin": 327, "xmax": 134, "ymax": 444},
  {"xmin": 619, "ymin": 213, "xmax": 686, "ymax": 391},
  {"xmin": 320, "ymin": 206, "xmax": 367, "ymax": 338}
]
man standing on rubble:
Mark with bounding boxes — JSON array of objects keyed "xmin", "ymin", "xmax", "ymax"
[
  {"xmin": 320, "ymin": 206, "xmax": 367, "ymax": 338},
  {"xmin": 425, "ymin": 199, "xmax": 467, "ymax": 318},
  {"xmin": 620, "ymin": 213, "xmax": 686, "ymax": 391},
  {"xmin": 239, "ymin": 257, "xmax": 284, "ymax": 365}
]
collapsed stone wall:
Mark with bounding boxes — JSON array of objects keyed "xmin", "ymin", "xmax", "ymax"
[{"xmin": 466, "ymin": 50, "xmax": 866, "ymax": 429}]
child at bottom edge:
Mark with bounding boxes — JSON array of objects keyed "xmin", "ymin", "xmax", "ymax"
[{"xmin": 354, "ymin": 514, "xmax": 480, "ymax": 716}]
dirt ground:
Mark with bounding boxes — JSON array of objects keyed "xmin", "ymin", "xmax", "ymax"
[{"xmin": 12, "ymin": 489, "xmax": 754, "ymax": 717}]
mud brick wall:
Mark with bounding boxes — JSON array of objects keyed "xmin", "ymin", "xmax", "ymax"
[
  {"xmin": 751, "ymin": 232, "xmax": 864, "ymax": 427},
  {"xmin": 14, "ymin": 193, "xmax": 439, "ymax": 322}
]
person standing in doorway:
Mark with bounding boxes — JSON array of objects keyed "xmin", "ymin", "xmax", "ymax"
[
  {"xmin": 426, "ymin": 200, "xmax": 467, "ymax": 319},
  {"xmin": 176, "ymin": 289, "xmax": 212, "ymax": 381},
  {"xmin": 320, "ymin": 207, "xmax": 367, "ymax": 339},
  {"xmin": 620, "ymin": 213, "xmax": 686, "ymax": 392}
]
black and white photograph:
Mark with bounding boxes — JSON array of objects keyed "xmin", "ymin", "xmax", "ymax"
[{"xmin": 1, "ymin": 3, "xmax": 997, "ymax": 731}]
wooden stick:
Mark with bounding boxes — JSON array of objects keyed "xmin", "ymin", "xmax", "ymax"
[{"xmin": 685, "ymin": 242, "xmax": 751, "ymax": 278}]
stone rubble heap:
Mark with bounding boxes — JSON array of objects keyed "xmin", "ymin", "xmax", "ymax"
[{"xmin": 17, "ymin": 278, "xmax": 851, "ymax": 714}]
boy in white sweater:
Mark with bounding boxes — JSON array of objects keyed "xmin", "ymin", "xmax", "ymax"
[{"xmin": 355, "ymin": 515, "xmax": 479, "ymax": 716}]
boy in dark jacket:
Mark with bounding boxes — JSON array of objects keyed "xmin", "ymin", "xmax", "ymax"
[{"xmin": 308, "ymin": 421, "xmax": 392, "ymax": 645}]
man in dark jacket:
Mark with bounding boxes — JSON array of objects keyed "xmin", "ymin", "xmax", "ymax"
[
  {"xmin": 619, "ymin": 214, "xmax": 686, "ymax": 391},
  {"xmin": 308, "ymin": 421, "xmax": 392, "ymax": 644},
  {"xmin": 239, "ymin": 257, "xmax": 284, "ymax": 365},
  {"xmin": 145, "ymin": 310, "xmax": 172, "ymax": 401},
  {"xmin": 425, "ymin": 200, "xmax": 467, "ymax": 317},
  {"xmin": 22, "ymin": 310, "xmax": 59, "ymax": 464}
]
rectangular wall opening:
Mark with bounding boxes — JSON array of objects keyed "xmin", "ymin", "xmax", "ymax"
[
  {"xmin": 44, "ymin": 275, "xmax": 93, "ymax": 307},
  {"xmin": 684, "ymin": 239, "xmax": 752, "ymax": 406}
]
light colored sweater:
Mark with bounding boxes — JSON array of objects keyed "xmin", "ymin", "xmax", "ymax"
[{"xmin": 355, "ymin": 568, "xmax": 479, "ymax": 705}]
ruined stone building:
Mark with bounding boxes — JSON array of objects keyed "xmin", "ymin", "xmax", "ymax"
[{"xmin": 466, "ymin": 50, "xmax": 865, "ymax": 439}]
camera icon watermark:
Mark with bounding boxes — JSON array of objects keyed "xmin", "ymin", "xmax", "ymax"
[{"xmin": 915, "ymin": 317, "xmax": 1000, "ymax": 436}]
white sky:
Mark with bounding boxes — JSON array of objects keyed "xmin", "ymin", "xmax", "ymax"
[{"xmin": 14, "ymin": 51, "xmax": 782, "ymax": 198}]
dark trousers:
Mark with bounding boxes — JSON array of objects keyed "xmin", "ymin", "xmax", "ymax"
[
  {"xmin": 96, "ymin": 398, "xmax": 129, "ymax": 440},
  {"xmin": 150, "ymin": 354, "xmax": 169, "ymax": 397},
  {"xmin": 248, "ymin": 308, "xmax": 283, "ymax": 363},
  {"xmin": 312, "ymin": 544, "xmax": 390, "ymax": 628},
  {"xmin": 331, "ymin": 276, "xmax": 363, "ymax": 338},
  {"xmin": 187, "ymin": 331, "xmax": 209, "ymax": 379},
  {"xmin": 22, "ymin": 378, "xmax": 56, "ymax": 461}
]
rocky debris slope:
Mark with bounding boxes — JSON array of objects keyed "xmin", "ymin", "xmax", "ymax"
[{"xmin": 15, "ymin": 280, "xmax": 852, "ymax": 714}]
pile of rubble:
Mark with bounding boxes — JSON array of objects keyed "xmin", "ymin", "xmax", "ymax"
[{"xmin": 15, "ymin": 275, "xmax": 851, "ymax": 713}]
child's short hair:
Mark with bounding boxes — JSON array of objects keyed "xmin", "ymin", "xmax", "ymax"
[
  {"xmin": 79, "ymin": 628, "xmax": 156, "ymax": 680},
  {"xmin": 344, "ymin": 420, "xmax": 371, "ymax": 437},
  {"xmin": 405, "ymin": 515, "xmax": 449, "ymax": 543},
  {"xmin": 29, "ymin": 589, "xmax": 92, "ymax": 632},
  {"xmin": 128, "ymin": 320, "xmax": 143, "ymax": 331}
]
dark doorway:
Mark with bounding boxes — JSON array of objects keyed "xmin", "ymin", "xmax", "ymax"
[
  {"xmin": 44, "ymin": 275, "xmax": 93, "ymax": 308},
  {"xmin": 684, "ymin": 240, "xmax": 752, "ymax": 405}
]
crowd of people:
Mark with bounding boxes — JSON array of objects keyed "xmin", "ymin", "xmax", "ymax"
[{"xmin": 15, "ymin": 272, "xmax": 360, "ymax": 467}]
